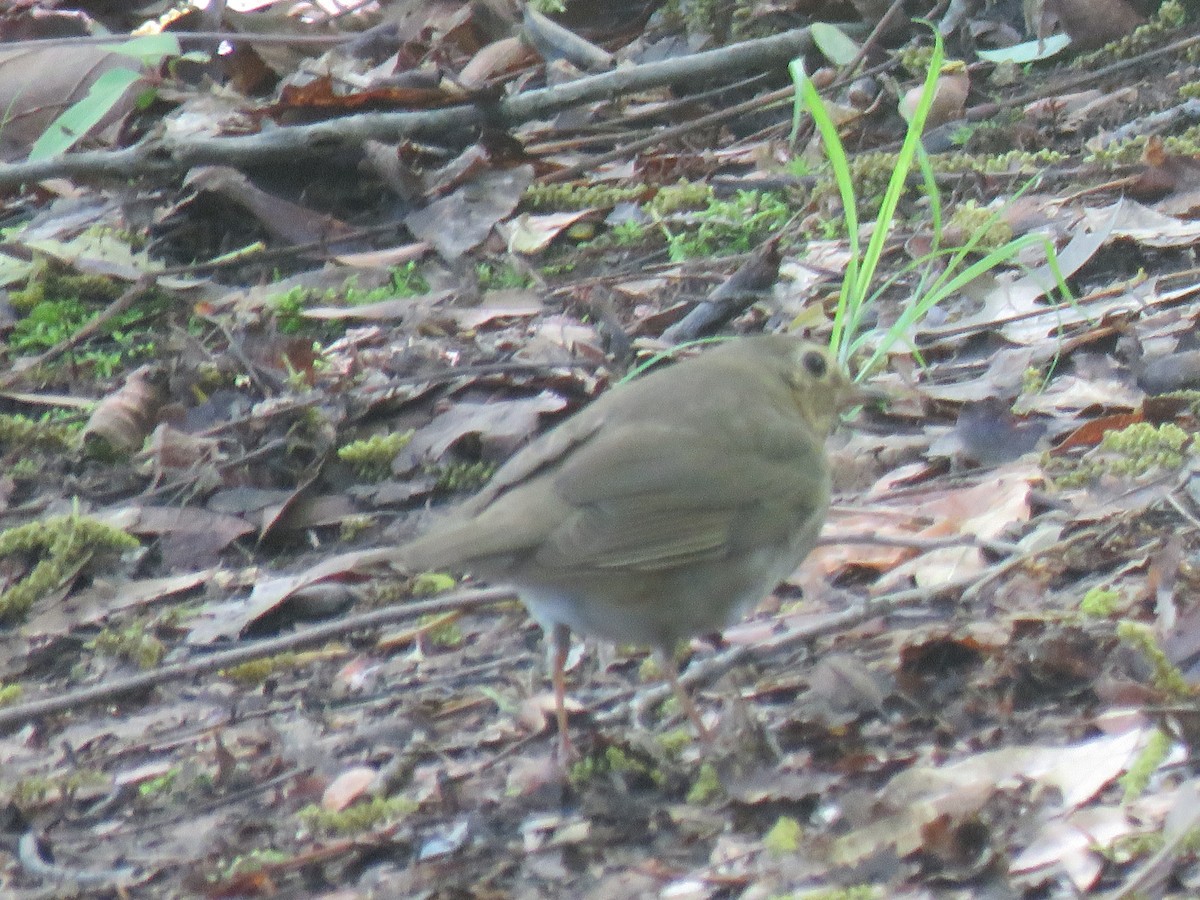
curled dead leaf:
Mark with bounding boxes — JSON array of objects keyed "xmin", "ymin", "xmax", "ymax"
[
  {"xmin": 82, "ymin": 366, "xmax": 168, "ymax": 458},
  {"xmin": 900, "ymin": 62, "xmax": 969, "ymax": 127}
]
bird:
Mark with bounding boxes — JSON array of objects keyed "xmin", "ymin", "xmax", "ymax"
[{"xmin": 400, "ymin": 334, "xmax": 870, "ymax": 757}]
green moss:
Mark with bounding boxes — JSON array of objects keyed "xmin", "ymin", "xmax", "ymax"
[
  {"xmin": 946, "ymin": 200, "xmax": 1013, "ymax": 252},
  {"xmin": 1080, "ymin": 586, "xmax": 1121, "ymax": 617},
  {"xmin": 337, "ymin": 266, "xmax": 430, "ymax": 304},
  {"xmin": 805, "ymin": 152, "xmax": 903, "ymax": 227},
  {"xmin": 9, "ymin": 267, "xmax": 122, "ymax": 313},
  {"xmin": 680, "ymin": 0, "xmax": 723, "ymax": 41},
  {"xmin": 896, "ymin": 44, "xmax": 934, "ymax": 78},
  {"xmin": 219, "ymin": 849, "xmax": 292, "ymax": 880},
  {"xmin": 686, "ymin": 762, "xmax": 722, "ymax": 803},
  {"xmin": 271, "ymin": 268, "xmax": 429, "ymax": 335},
  {"xmin": 1117, "ymin": 621, "xmax": 1191, "ymax": 699},
  {"xmin": 1049, "ymin": 422, "xmax": 1191, "ymax": 488},
  {"xmin": 419, "ymin": 613, "xmax": 463, "ymax": 648},
  {"xmin": 220, "ymin": 652, "xmax": 300, "ymax": 685},
  {"xmin": 638, "ymin": 654, "xmax": 662, "ymax": 682},
  {"xmin": 610, "ymin": 220, "xmax": 651, "ymax": 247},
  {"xmin": 88, "ymin": 621, "xmax": 165, "ymax": 669},
  {"xmin": 10, "ymin": 776, "xmax": 53, "ymax": 806},
  {"xmin": 430, "ymin": 460, "xmax": 496, "ymax": 492},
  {"xmin": 524, "ymin": 182, "xmax": 646, "ymax": 211},
  {"xmin": 384, "ymin": 262, "xmax": 430, "ymax": 298},
  {"xmin": 297, "ymin": 794, "xmax": 418, "ymax": 834},
  {"xmin": 1157, "ymin": 0, "xmax": 1189, "ymax": 28},
  {"xmin": 0, "ymin": 683, "xmax": 22, "ymax": 706},
  {"xmin": 1074, "ymin": 0, "xmax": 1190, "ymax": 67},
  {"xmin": 569, "ymin": 745, "xmax": 665, "ymax": 786},
  {"xmin": 1107, "ymin": 831, "xmax": 1163, "ymax": 863},
  {"xmin": 63, "ymin": 768, "xmax": 110, "ymax": 794},
  {"xmin": 1119, "ymin": 726, "xmax": 1172, "ymax": 800},
  {"xmin": 7, "ymin": 267, "xmax": 167, "ymax": 375},
  {"xmin": 539, "ymin": 256, "xmax": 578, "ymax": 277},
  {"xmin": 338, "ymin": 430, "xmax": 413, "ymax": 481},
  {"xmin": 1099, "ymin": 422, "xmax": 1188, "ymax": 474},
  {"xmin": 476, "ymin": 261, "xmax": 533, "ymax": 290},
  {"xmin": 271, "ymin": 286, "xmax": 313, "ymax": 333},
  {"xmin": 137, "ymin": 768, "xmax": 179, "ymax": 798},
  {"xmin": 663, "ymin": 189, "xmax": 792, "ymax": 260},
  {"xmin": 1021, "ymin": 365, "xmax": 1049, "ymax": 395},
  {"xmin": 657, "ymin": 727, "xmax": 691, "ymax": 757},
  {"xmin": 932, "ymin": 147, "xmax": 1069, "ymax": 175},
  {"xmin": 1164, "ymin": 126, "xmax": 1200, "ymax": 159},
  {"xmin": 0, "ymin": 413, "xmax": 79, "ymax": 451},
  {"xmin": 410, "ymin": 572, "xmax": 458, "ymax": 596},
  {"xmin": 1182, "ymin": 826, "xmax": 1200, "ymax": 855},
  {"xmin": 763, "ymin": 815, "xmax": 803, "ymax": 855},
  {"xmin": 772, "ymin": 888, "xmax": 879, "ymax": 900},
  {"xmin": 338, "ymin": 515, "xmax": 376, "ymax": 542},
  {"xmin": 9, "ymin": 298, "xmax": 91, "ymax": 351},
  {"xmin": 647, "ymin": 181, "xmax": 715, "ymax": 215},
  {"xmin": 0, "ymin": 512, "xmax": 140, "ymax": 623},
  {"xmin": 1086, "ymin": 137, "xmax": 1147, "ymax": 167},
  {"xmin": 9, "ymin": 459, "xmax": 38, "ymax": 477}
]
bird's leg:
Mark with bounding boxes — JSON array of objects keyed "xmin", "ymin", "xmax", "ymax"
[
  {"xmin": 550, "ymin": 623, "xmax": 575, "ymax": 760},
  {"xmin": 657, "ymin": 647, "xmax": 712, "ymax": 742}
]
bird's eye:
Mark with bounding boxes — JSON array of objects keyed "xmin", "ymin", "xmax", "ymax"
[{"xmin": 801, "ymin": 350, "xmax": 827, "ymax": 379}]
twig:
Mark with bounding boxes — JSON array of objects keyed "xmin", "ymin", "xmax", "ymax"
[
  {"xmin": 18, "ymin": 832, "xmax": 135, "ymax": 888},
  {"xmin": 818, "ymin": 530, "xmax": 1021, "ymax": 555},
  {"xmin": 0, "ymin": 28, "xmax": 832, "ymax": 188},
  {"xmin": 0, "ymin": 585, "xmax": 514, "ymax": 731},
  {"xmin": 616, "ymin": 568, "xmax": 986, "ymax": 727}
]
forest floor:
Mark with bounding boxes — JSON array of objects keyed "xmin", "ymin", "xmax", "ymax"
[{"xmin": 2, "ymin": 0, "xmax": 1200, "ymax": 897}]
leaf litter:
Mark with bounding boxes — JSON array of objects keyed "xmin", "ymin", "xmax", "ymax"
[{"xmin": 1, "ymin": 1, "xmax": 1200, "ymax": 897}]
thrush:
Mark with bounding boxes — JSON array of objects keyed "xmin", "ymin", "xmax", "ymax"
[{"xmin": 401, "ymin": 334, "xmax": 868, "ymax": 756}]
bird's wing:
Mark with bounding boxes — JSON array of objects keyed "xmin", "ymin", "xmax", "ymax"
[
  {"xmin": 538, "ymin": 421, "xmax": 827, "ymax": 572},
  {"xmin": 538, "ymin": 498, "xmax": 743, "ymax": 570},
  {"xmin": 457, "ymin": 406, "xmax": 605, "ymax": 514}
]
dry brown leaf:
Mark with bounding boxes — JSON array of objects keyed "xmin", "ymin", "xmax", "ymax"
[
  {"xmin": 405, "ymin": 165, "xmax": 535, "ymax": 260},
  {"xmin": 400, "ymin": 390, "xmax": 569, "ymax": 467},
  {"xmin": 322, "ymin": 767, "xmax": 377, "ymax": 812},
  {"xmin": 82, "ymin": 366, "xmax": 168, "ymax": 457},
  {"xmin": 899, "ymin": 65, "xmax": 969, "ymax": 127},
  {"xmin": 0, "ymin": 46, "xmax": 149, "ymax": 160},
  {"xmin": 460, "ymin": 35, "xmax": 536, "ymax": 87}
]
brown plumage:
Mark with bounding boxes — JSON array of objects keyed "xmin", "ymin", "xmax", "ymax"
[{"xmin": 401, "ymin": 335, "xmax": 866, "ymax": 755}]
